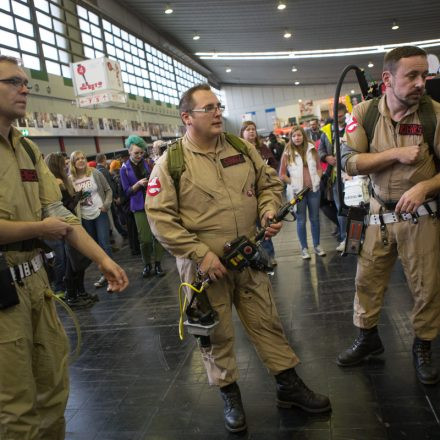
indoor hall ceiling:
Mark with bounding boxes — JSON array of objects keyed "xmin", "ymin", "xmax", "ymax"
[{"xmin": 114, "ymin": 0, "xmax": 440, "ymax": 86}]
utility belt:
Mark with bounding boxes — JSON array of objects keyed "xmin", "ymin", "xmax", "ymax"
[
  {"xmin": 9, "ymin": 253, "xmax": 45, "ymax": 284},
  {"xmin": 0, "ymin": 238, "xmax": 45, "ymax": 252},
  {"xmin": 368, "ymin": 200, "xmax": 438, "ymax": 225}
]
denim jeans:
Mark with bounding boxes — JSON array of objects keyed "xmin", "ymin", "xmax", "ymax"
[
  {"xmin": 333, "ymin": 183, "xmax": 347, "ymax": 241},
  {"xmin": 82, "ymin": 211, "xmax": 112, "ymax": 258},
  {"xmin": 261, "ymin": 237, "xmax": 275, "ymax": 258},
  {"xmin": 44, "ymin": 239, "xmax": 66, "ymax": 292},
  {"xmin": 296, "ymin": 190, "xmax": 321, "ymax": 249}
]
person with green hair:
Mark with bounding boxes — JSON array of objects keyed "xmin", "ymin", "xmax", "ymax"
[{"xmin": 120, "ymin": 135, "xmax": 166, "ymax": 277}]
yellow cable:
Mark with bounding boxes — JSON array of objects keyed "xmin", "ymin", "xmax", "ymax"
[{"xmin": 178, "ymin": 281, "xmax": 205, "ymax": 341}]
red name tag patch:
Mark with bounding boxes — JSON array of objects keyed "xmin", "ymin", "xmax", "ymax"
[
  {"xmin": 20, "ymin": 169, "xmax": 38, "ymax": 182},
  {"xmin": 220, "ymin": 154, "xmax": 245, "ymax": 168},
  {"xmin": 399, "ymin": 124, "xmax": 423, "ymax": 136}
]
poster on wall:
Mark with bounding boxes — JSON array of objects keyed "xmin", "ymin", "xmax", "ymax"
[{"xmin": 299, "ymin": 100, "xmax": 314, "ymax": 117}]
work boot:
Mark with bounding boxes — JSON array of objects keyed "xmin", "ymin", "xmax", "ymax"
[
  {"xmin": 413, "ymin": 338, "xmax": 439, "ymax": 385},
  {"xmin": 337, "ymin": 327, "xmax": 384, "ymax": 366},
  {"xmin": 219, "ymin": 383, "xmax": 247, "ymax": 433},
  {"xmin": 275, "ymin": 368, "xmax": 331, "ymax": 413},
  {"xmin": 154, "ymin": 261, "xmax": 165, "ymax": 277},
  {"xmin": 76, "ymin": 272, "xmax": 99, "ymax": 302},
  {"xmin": 65, "ymin": 278, "xmax": 93, "ymax": 309},
  {"xmin": 142, "ymin": 264, "xmax": 152, "ymax": 278}
]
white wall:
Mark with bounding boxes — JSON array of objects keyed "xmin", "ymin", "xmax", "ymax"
[{"xmin": 223, "ymin": 82, "xmax": 359, "ymax": 134}]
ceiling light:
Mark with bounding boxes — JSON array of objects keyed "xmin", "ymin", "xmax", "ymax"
[
  {"xmin": 368, "ymin": 61, "xmax": 374, "ymax": 68},
  {"xmin": 164, "ymin": 4, "xmax": 173, "ymax": 14},
  {"xmin": 193, "ymin": 33, "xmax": 200, "ymax": 40},
  {"xmin": 294, "ymin": 81, "xmax": 300, "ymax": 85},
  {"xmin": 277, "ymin": 1, "xmax": 287, "ymax": 10},
  {"xmin": 225, "ymin": 67, "xmax": 232, "ymax": 73},
  {"xmin": 298, "ymin": 99, "xmax": 302, "ymax": 102},
  {"xmin": 391, "ymin": 20, "xmax": 399, "ymax": 30},
  {"xmin": 283, "ymin": 30, "xmax": 292, "ymax": 39},
  {"xmin": 350, "ymin": 90, "xmax": 355, "ymax": 94},
  {"xmin": 291, "ymin": 66, "xmax": 297, "ymax": 72}
]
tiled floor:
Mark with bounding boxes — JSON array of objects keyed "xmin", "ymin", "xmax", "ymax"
[{"xmin": 61, "ymin": 218, "xmax": 440, "ymax": 439}]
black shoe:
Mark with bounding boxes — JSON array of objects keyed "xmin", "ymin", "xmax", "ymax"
[
  {"xmin": 66, "ymin": 296, "xmax": 94, "ymax": 309},
  {"xmin": 78, "ymin": 291, "xmax": 100, "ymax": 302},
  {"xmin": 413, "ymin": 338, "xmax": 439, "ymax": 385},
  {"xmin": 337, "ymin": 327, "xmax": 384, "ymax": 366},
  {"xmin": 275, "ymin": 368, "xmax": 331, "ymax": 413},
  {"xmin": 220, "ymin": 383, "xmax": 247, "ymax": 433},
  {"xmin": 142, "ymin": 264, "xmax": 152, "ymax": 278},
  {"xmin": 154, "ymin": 262, "xmax": 165, "ymax": 277}
]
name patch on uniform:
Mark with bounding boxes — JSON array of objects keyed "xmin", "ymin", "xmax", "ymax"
[
  {"xmin": 220, "ymin": 154, "xmax": 245, "ymax": 168},
  {"xmin": 399, "ymin": 124, "xmax": 423, "ymax": 136},
  {"xmin": 20, "ymin": 169, "xmax": 38, "ymax": 182}
]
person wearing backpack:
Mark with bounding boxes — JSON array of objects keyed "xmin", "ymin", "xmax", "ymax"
[
  {"xmin": 145, "ymin": 84, "xmax": 330, "ymax": 433},
  {"xmin": 338, "ymin": 46, "xmax": 440, "ymax": 385}
]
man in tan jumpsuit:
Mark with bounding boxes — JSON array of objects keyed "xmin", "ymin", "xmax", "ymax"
[
  {"xmin": 338, "ymin": 46, "xmax": 440, "ymax": 385},
  {"xmin": 146, "ymin": 84, "xmax": 330, "ymax": 433},
  {"xmin": 0, "ymin": 56, "xmax": 129, "ymax": 439}
]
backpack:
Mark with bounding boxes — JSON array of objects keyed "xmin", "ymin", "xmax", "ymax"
[
  {"xmin": 21, "ymin": 137, "xmax": 37, "ymax": 166},
  {"xmin": 167, "ymin": 133, "xmax": 250, "ymax": 192},
  {"xmin": 363, "ymin": 95, "xmax": 437, "ymax": 156}
]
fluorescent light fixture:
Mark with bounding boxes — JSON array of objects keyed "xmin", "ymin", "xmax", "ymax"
[
  {"xmin": 294, "ymin": 81, "xmax": 300, "ymax": 85},
  {"xmin": 277, "ymin": 1, "xmax": 287, "ymax": 10},
  {"xmin": 196, "ymin": 38, "xmax": 440, "ymax": 60},
  {"xmin": 368, "ymin": 61, "xmax": 374, "ymax": 68},
  {"xmin": 391, "ymin": 20, "xmax": 399, "ymax": 30},
  {"xmin": 164, "ymin": 4, "xmax": 173, "ymax": 14},
  {"xmin": 193, "ymin": 33, "xmax": 200, "ymax": 40},
  {"xmin": 283, "ymin": 30, "xmax": 292, "ymax": 39},
  {"xmin": 291, "ymin": 66, "xmax": 298, "ymax": 72},
  {"xmin": 225, "ymin": 67, "xmax": 232, "ymax": 73}
]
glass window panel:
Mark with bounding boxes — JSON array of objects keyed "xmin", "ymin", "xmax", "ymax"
[
  {"xmin": 88, "ymin": 11, "xmax": 99, "ymax": 25},
  {"xmin": 136, "ymin": 77, "xmax": 142, "ymax": 86},
  {"xmin": 145, "ymin": 43, "xmax": 151, "ymax": 52},
  {"xmin": 147, "ymin": 54, "xmax": 152, "ymax": 63},
  {"xmin": 0, "ymin": 12, "xmax": 14, "ymax": 30},
  {"xmin": 138, "ymin": 88, "xmax": 145, "ymax": 97},
  {"xmin": 0, "ymin": 2, "xmax": 10, "ymax": 12},
  {"xmin": 153, "ymin": 91, "xmax": 158, "ymax": 100},
  {"xmin": 81, "ymin": 32, "xmax": 92, "ymax": 47},
  {"xmin": 121, "ymin": 29, "xmax": 128, "ymax": 41},
  {"xmin": 95, "ymin": 50, "xmax": 103, "ymax": 58},
  {"xmin": 146, "ymin": 89, "xmax": 151, "ymax": 98},
  {"xmin": 130, "ymin": 44, "xmax": 137, "ymax": 55},
  {"xmin": 93, "ymin": 38, "xmax": 103, "ymax": 51},
  {"xmin": 152, "ymin": 82, "xmax": 157, "ymax": 91},
  {"xmin": 151, "ymin": 47, "xmax": 156, "ymax": 56},
  {"xmin": 76, "ymin": 5, "xmax": 88, "ymax": 19},
  {"xmin": 22, "ymin": 53, "xmax": 40, "ymax": 70},
  {"xmin": 56, "ymin": 34, "xmax": 69, "ymax": 49},
  {"xmin": 123, "ymin": 41, "xmax": 130, "ymax": 52},
  {"xmin": 140, "ymin": 59, "xmax": 146, "ymax": 69},
  {"xmin": 36, "ymin": 11, "xmax": 52, "ymax": 28},
  {"xmin": 130, "ymin": 85, "xmax": 137, "ymax": 95},
  {"xmin": 157, "ymin": 84, "xmax": 163, "ymax": 93},
  {"xmin": 116, "ymin": 48, "xmax": 123, "ymax": 59},
  {"xmin": 104, "ymin": 32, "xmax": 113, "ymax": 43},
  {"xmin": 132, "ymin": 56, "xmax": 139, "ymax": 66},
  {"xmin": 42, "ymin": 43, "xmax": 58, "ymax": 60},
  {"xmin": 50, "ymin": 3, "xmax": 62, "ymax": 19},
  {"xmin": 90, "ymin": 24, "xmax": 101, "ymax": 38},
  {"xmin": 106, "ymin": 44, "xmax": 115, "ymax": 56},
  {"xmin": 119, "ymin": 60, "xmax": 126, "ymax": 70},
  {"xmin": 114, "ymin": 37, "xmax": 122, "ymax": 48},
  {"xmin": 12, "ymin": 1, "xmax": 30, "ymax": 20},
  {"xmin": 84, "ymin": 46, "xmax": 94, "ymax": 59},
  {"xmin": 0, "ymin": 29, "xmax": 18, "ymax": 48},
  {"xmin": 136, "ymin": 38, "xmax": 142, "ymax": 48},
  {"xmin": 19, "ymin": 36, "xmax": 37, "ymax": 54},
  {"xmin": 123, "ymin": 83, "xmax": 130, "ymax": 93},
  {"xmin": 52, "ymin": 19, "xmax": 65, "ymax": 34},
  {"xmin": 121, "ymin": 71, "xmax": 128, "ymax": 82},
  {"xmin": 143, "ymin": 79, "xmax": 150, "ymax": 89},
  {"xmin": 15, "ymin": 19, "xmax": 33, "ymax": 36},
  {"xmin": 78, "ymin": 19, "xmax": 90, "ymax": 33},
  {"xmin": 141, "ymin": 69, "xmax": 148, "ymax": 79},
  {"xmin": 46, "ymin": 60, "xmax": 61, "ymax": 75},
  {"xmin": 128, "ymin": 74, "xmax": 135, "ymax": 84},
  {"xmin": 112, "ymin": 24, "xmax": 120, "ymax": 37},
  {"xmin": 102, "ymin": 19, "xmax": 111, "ymax": 31},
  {"xmin": 129, "ymin": 34, "xmax": 136, "ymax": 45},
  {"xmin": 125, "ymin": 52, "xmax": 132, "ymax": 63},
  {"xmin": 126, "ymin": 63, "xmax": 134, "ymax": 74},
  {"xmin": 58, "ymin": 49, "xmax": 70, "ymax": 63},
  {"xmin": 62, "ymin": 64, "xmax": 71, "ymax": 78}
]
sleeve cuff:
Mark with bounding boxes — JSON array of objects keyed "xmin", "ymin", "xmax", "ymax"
[{"xmin": 190, "ymin": 243, "xmax": 211, "ymax": 263}]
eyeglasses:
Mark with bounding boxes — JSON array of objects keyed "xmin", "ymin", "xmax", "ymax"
[
  {"xmin": 190, "ymin": 103, "xmax": 225, "ymax": 114},
  {"xmin": 0, "ymin": 77, "xmax": 32, "ymax": 90}
]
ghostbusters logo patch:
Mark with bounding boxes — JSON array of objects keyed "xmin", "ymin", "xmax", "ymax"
[
  {"xmin": 147, "ymin": 177, "xmax": 161, "ymax": 196},
  {"xmin": 346, "ymin": 115, "xmax": 358, "ymax": 134}
]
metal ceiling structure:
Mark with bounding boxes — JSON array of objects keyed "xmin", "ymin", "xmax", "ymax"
[{"xmin": 114, "ymin": 0, "xmax": 440, "ymax": 86}]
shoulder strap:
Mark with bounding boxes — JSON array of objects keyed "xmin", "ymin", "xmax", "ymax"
[
  {"xmin": 224, "ymin": 132, "xmax": 250, "ymax": 156},
  {"xmin": 167, "ymin": 138, "xmax": 185, "ymax": 193},
  {"xmin": 418, "ymin": 95, "xmax": 436, "ymax": 153},
  {"xmin": 20, "ymin": 137, "xmax": 37, "ymax": 166},
  {"xmin": 363, "ymin": 98, "xmax": 381, "ymax": 147}
]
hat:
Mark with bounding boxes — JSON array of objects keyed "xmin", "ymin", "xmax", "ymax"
[
  {"xmin": 87, "ymin": 160, "xmax": 97, "ymax": 168},
  {"xmin": 125, "ymin": 134, "xmax": 147, "ymax": 150},
  {"xmin": 109, "ymin": 160, "xmax": 121, "ymax": 172}
]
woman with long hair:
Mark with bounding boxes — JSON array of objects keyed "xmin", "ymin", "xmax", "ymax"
[
  {"xmin": 279, "ymin": 126, "xmax": 326, "ymax": 259},
  {"xmin": 70, "ymin": 150, "xmax": 113, "ymax": 289},
  {"xmin": 239, "ymin": 121, "xmax": 277, "ymax": 265},
  {"xmin": 44, "ymin": 152, "xmax": 95, "ymax": 308}
]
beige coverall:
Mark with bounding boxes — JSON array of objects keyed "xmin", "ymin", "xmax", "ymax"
[
  {"xmin": 344, "ymin": 96, "xmax": 440, "ymax": 340},
  {"xmin": 146, "ymin": 133, "xmax": 299, "ymax": 387},
  {"xmin": 0, "ymin": 127, "xmax": 79, "ymax": 439}
]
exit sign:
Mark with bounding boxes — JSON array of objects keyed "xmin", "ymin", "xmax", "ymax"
[{"xmin": 21, "ymin": 129, "xmax": 29, "ymax": 136}]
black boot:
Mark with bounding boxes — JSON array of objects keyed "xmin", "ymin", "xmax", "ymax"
[
  {"xmin": 275, "ymin": 368, "xmax": 331, "ymax": 413},
  {"xmin": 219, "ymin": 383, "xmax": 247, "ymax": 433},
  {"xmin": 65, "ymin": 277, "xmax": 93, "ymax": 309},
  {"xmin": 413, "ymin": 338, "xmax": 439, "ymax": 385},
  {"xmin": 154, "ymin": 261, "xmax": 165, "ymax": 277},
  {"xmin": 142, "ymin": 264, "xmax": 152, "ymax": 278},
  {"xmin": 337, "ymin": 327, "xmax": 384, "ymax": 366},
  {"xmin": 76, "ymin": 271, "xmax": 99, "ymax": 302}
]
